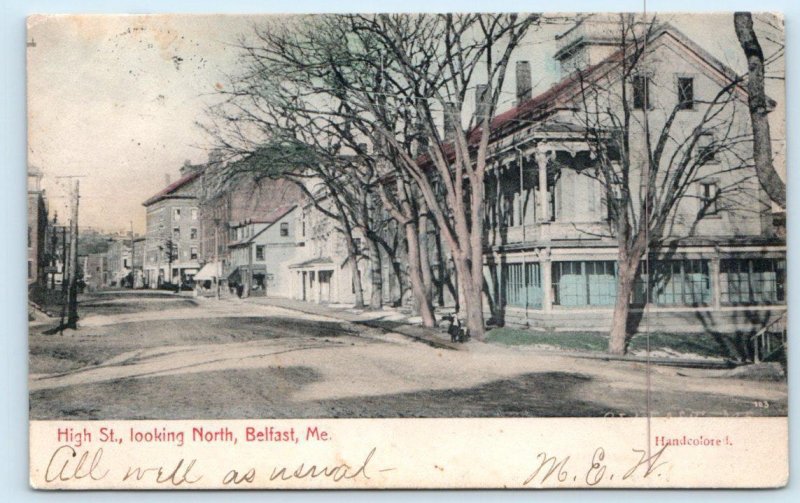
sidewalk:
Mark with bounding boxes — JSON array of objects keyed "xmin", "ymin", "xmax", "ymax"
[{"xmin": 243, "ymin": 296, "xmax": 463, "ymax": 351}]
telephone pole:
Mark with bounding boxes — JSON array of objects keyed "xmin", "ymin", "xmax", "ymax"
[
  {"xmin": 214, "ymin": 224, "xmax": 220, "ymax": 300},
  {"xmin": 66, "ymin": 179, "xmax": 80, "ymax": 328},
  {"xmin": 59, "ymin": 226, "xmax": 67, "ymax": 335}
]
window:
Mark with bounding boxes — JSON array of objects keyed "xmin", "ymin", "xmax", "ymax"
[
  {"xmin": 27, "ymin": 225, "xmax": 32, "ymax": 248},
  {"xmin": 301, "ymin": 213, "xmax": 306, "ymax": 237},
  {"xmin": 548, "ymin": 180, "xmax": 557, "ymax": 222},
  {"xmin": 256, "ymin": 245, "xmax": 265, "ymax": 261},
  {"xmin": 191, "ymin": 208, "xmax": 198, "ymax": 220},
  {"xmin": 634, "ymin": 259, "xmax": 711, "ymax": 306},
  {"xmin": 173, "ymin": 208, "xmax": 181, "ymax": 221},
  {"xmin": 677, "ymin": 77, "xmax": 694, "ymax": 109},
  {"xmin": 697, "ymin": 133, "xmax": 716, "ymax": 163},
  {"xmin": 721, "ymin": 258, "xmax": 785, "ymax": 305},
  {"xmin": 190, "ymin": 247, "xmax": 198, "ymax": 260},
  {"xmin": 280, "ymin": 222, "xmax": 289, "ymax": 237},
  {"xmin": 353, "ymin": 237, "xmax": 362, "ymax": 255},
  {"xmin": 552, "ymin": 261, "xmax": 617, "ymax": 307},
  {"xmin": 190, "ymin": 228, "xmax": 198, "ymax": 240},
  {"xmin": 500, "ymin": 263, "xmax": 542, "ymax": 309},
  {"xmin": 28, "ymin": 261, "xmax": 32, "ymax": 279},
  {"xmin": 700, "ymin": 182, "xmax": 719, "ymax": 215},
  {"xmin": 173, "ymin": 227, "xmax": 180, "ymax": 240},
  {"xmin": 632, "ymin": 75, "xmax": 650, "ymax": 110}
]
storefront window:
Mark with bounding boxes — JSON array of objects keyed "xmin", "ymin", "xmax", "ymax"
[
  {"xmin": 500, "ymin": 262, "xmax": 542, "ymax": 309},
  {"xmin": 721, "ymin": 258, "xmax": 785, "ymax": 305},
  {"xmin": 552, "ymin": 261, "xmax": 616, "ymax": 307}
]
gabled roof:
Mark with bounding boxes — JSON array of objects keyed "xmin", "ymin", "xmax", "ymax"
[
  {"xmin": 230, "ymin": 204, "xmax": 297, "ymax": 229},
  {"xmin": 486, "ymin": 23, "xmax": 749, "ymax": 140},
  {"xmin": 228, "ymin": 205, "xmax": 297, "ymax": 247},
  {"xmin": 142, "ymin": 170, "xmax": 203, "ymax": 207},
  {"xmin": 418, "ymin": 22, "xmax": 751, "ymax": 168}
]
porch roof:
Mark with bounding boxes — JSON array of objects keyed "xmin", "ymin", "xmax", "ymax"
[{"xmin": 289, "ymin": 257, "xmax": 334, "ymax": 269}]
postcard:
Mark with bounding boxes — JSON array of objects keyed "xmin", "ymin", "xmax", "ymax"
[{"xmin": 27, "ymin": 11, "xmax": 787, "ymax": 489}]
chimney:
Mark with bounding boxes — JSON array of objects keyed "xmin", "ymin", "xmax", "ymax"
[
  {"xmin": 164, "ymin": 173, "xmax": 171, "ymax": 186},
  {"xmin": 443, "ymin": 102, "xmax": 457, "ymax": 140},
  {"xmin": 516, "ymin": 61, "xmax": 532, "ymax": 104},
  {"xmin": 475, "ymin": 84, "xmax": 489, "ymax": 124}
]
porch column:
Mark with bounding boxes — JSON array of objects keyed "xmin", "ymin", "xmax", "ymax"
[
  {"xmin": 535, "ymin": 146, "xmax": 555, "ymax": 223},
  {"xmin": 540, "ymin": 248, "xmax": 553, "ymax": 313},
  {"xmin": 711, "ymin": 253, "xmax": 721, "ymax": 310}
]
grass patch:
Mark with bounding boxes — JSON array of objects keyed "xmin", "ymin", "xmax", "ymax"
[
  {"xmin": 486, "ymin": 327, "xmax": 746, "ymax": 359},
  {"xmin": 486, "ymin": 328, "xmax": 607, "ymax": 352}
]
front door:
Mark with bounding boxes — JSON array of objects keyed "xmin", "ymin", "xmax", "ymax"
[{"xmin": 319, "ymin": 270, "xmax": 332, "ymax": 303}]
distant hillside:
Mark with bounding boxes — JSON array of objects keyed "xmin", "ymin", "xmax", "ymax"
[{"xmin": 77, "ymin": 229, "xmax": 112, "ymax": 255}]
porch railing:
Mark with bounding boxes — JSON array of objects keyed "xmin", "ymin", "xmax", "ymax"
[{"xmin": 751, "ymin": 311, "xmax": 787, "ymax": 364}]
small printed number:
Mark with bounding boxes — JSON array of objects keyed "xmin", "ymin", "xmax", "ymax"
[{"xmin": 753, "ymin": 401, "xmax": 770, "ymax": 409}]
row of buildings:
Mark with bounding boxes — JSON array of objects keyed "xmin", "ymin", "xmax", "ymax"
[{"xmin": 129, "ymin": 18, "xmax": 785, "ymax": 335}]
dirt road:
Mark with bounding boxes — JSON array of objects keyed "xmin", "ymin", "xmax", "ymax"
[{"xmin": 29, "ymin": 291, "xmax": 787, "ymax": 419}]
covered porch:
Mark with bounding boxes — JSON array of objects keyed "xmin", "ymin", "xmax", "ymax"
[{"xmin": 289, "ymin": 257, "xmax": 335, "ymax": 304}]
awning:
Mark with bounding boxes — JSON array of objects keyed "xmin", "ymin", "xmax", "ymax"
[
  {"xmin": 289, "ymin": 257, "xmax": 334, "ymax": 269},
  {"xmin": 194, "ymin": 262, "xmax": 222, "ymax": 281}
]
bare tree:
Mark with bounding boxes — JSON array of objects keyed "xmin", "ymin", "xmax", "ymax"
[
  {"xmin": 734, "ymin": 12, "xmax": 785, "ymax": 209},
  {"xmin": 321, "ymin": 14, "xmax": 539, "ymax": 339},
  {"xmin": 573, "ymin": 15, "xmax": 755, "ymax": 354},
  {"xmin": 204, "ymin": 14, "xmax": 539, "ymax": 335}
]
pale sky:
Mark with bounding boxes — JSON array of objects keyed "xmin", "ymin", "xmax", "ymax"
[{"xmin": 26, "ymin": 13, "xmax": 784, "ymax": 234}]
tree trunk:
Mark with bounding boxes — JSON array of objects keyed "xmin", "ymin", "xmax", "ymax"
[
  {"xmin": 418, "ymin": 209, "xmax": 434, "ymax": 305},
  {"xmin": 453, "ymin": 254, "xmax": 485, "ymax": 340},
  {"xmin": 350, "ymin": 255, "xmax": 365, "ymax": 308},
  {"xmin": 368, "ymin": 237, "xmax": 383, "ymax": 309},
  {"xmin": 734, "ymin": 11, "xmax": 786, "ymax": 208},
  {"xmin": 405, "ymin": 222, "xmax": 436, "ymax": 327},
  {"xmin": 434, "ymin": 230, "xmax": 446, "ymax": 307},
  {"xmin": 608, "ymin": 257, "xmax": 640, "ymax": 355},
  {"xmin": 344, "ymin": 233, "xmax": 365, "ymax": 308}
]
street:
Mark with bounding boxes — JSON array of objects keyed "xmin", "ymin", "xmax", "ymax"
[{"xmin": 29, "ymin": 291, "xmax": 787, "ymax": 420}]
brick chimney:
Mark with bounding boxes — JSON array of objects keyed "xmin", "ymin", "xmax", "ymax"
[{"xmin": 516, "ymin": 61, "xmax": 532, "ymax": 105}]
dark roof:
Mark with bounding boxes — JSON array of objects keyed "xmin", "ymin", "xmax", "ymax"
[
  {"xmin": 228, "ymin": 205, "xmax": 298, "ymax": 247},
  {"xmin": 142, "ymin": 170, "xmax": 203, "ymax": 207},
  {"xmin": 417, "ymin": 23, "xmax": 750, "ymax": 168},
  {"xmin": 289, "ymin": 257, "xmax": 334, "ymax": 269},
  {"xmin": 230, "ymin": 205, "xmax": 298, "ymax": 228}
]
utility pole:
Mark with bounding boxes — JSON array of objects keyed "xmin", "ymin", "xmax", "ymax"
[
  {"xmin": 50, "ymin": 211, "xmax": 58, "ymax": 291},
  {"xmin": 214, "ymin": 224, "xmax": 220, "ymax": 300},
  {"xmin": 66, "ymin": 179, "xmax": 80, "ymax": 329},
  {"xmin": 246, "ymin": 235, "xmax": 253, "ymax": 298},
  {"xmin": 129, "ymin": 220, "xmax": 134, "ymax": 288},
  {"xmin": 59, "ymin": 226, "xmax": 67, "ymax": 335}
]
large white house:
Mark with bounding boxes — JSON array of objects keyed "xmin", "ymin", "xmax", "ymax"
[{"xmin": 479, "ymin": 17, "xmax": 784, "ymax": 334}]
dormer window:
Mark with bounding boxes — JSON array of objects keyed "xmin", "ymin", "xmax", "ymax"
[
  {"xmin": 700, "ymin": 182, "xmax": 719, "ymax": 215},
  {"xmin": 632, "ymin": 75, "xmax": 650, "ymax": 110},
  {"xmin": 697, "ymin": 133, "xmax": 717, "ymax": 163},
  {"xmin": 677, "ymin": 77, "xmax": 694, "ymax": 110}
]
